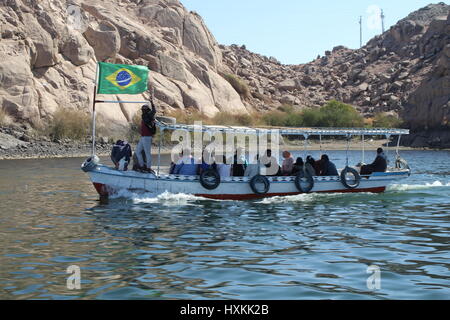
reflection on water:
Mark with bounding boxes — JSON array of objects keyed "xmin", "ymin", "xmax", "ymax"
[{"xmin": 0, "ymin": 151, "xmax": 449, "ymax": 299}]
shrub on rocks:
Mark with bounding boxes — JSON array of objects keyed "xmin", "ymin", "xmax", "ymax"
[
  {"xmin": 211, "ymin": 112, "xmax": 254, "ymax": 126},
  {"xmin": 315, "ymin": 100, "xmax": 365, "ymax": 127},
  {"xmin": 372, "ymin": 112, "xmax": 403, "ymax": 128},
  {"xmin": 47, "ymin": 109, "xmax": 90, "ymax": 141},
  {"xmin": 222, "ymin": 74, "xmax": 251, "ymax": 100}
]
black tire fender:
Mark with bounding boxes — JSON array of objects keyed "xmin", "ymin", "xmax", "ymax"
[
  {"xmin": 395, "ymin": 157, "xmax": 410, "ymax": 170},
  {"xmin": 340, "ymin": 166, "xmax": 361, "ymax": 189},
  {"xmin": 250, "ymin": 175, "xmax": 270, "ymax": 194},
  {"xmin": 81, "ymin": 155, "xmax": 99, "ymax": 172},
  {"xmin": 200, "ymin": 169, "xmax": 221, "ymax": 190},
  {"xmin": 294, "ymin": 170, "xmax": 314, "ymax": 193}
]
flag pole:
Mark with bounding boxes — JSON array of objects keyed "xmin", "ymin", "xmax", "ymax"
[{"xmin": 91, "ymin": 63, "xmax": 99, "ymax": 157}]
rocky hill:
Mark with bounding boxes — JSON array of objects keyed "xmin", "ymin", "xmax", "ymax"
[
  {"xmin": 221, "ymin": 2, "xmax": 450, "ymax": 147},
  {"xmin": 0, "ymin": 0, "xmax": 449, "ymax": 148},
  {"xmin": 0, "ymin": 0, "xmax": 249, "ymax": 129}
]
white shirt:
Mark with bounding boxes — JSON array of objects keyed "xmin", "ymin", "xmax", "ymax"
[
  {"xmin": 244, "ymin": 164, "xmax": 260, "ymax": 178},
  {"xmin": 217, "ymin": 164, "xmax": 231, "ymax": 177}
]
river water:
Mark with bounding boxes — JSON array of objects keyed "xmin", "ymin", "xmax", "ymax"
[{"xmin": 0, "ymin": 150, "xmax": 449, "ymax": 299}]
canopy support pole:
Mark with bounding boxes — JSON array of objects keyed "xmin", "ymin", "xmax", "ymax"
[
  {"xmin": 396, "ymin": 135, "xmax": 402, "ymax": 157},
  {"xmin": 319, "ymin": 134, "xmax": 323, "ymax": 157},
  {"xmin": 157, "ymin": 128, "xmax": 163, "ymax": 177},
  {"xmin": 386, "ymin": 134, "xmax": 391, "ymax": 166},
  {"xmin": 362, "ymin": 134, "xmax": 365, "ymax": 164},
  {"xmin": 303, "ymin": 134, "xmax": 309, "ymax": 160},
  {"xmin": 257, "ymin": 130, "xmax": 260, "ymax": 175},
  {"xmin": 346, "ymin": 134, "xmax": 351, "ymax": 168}
]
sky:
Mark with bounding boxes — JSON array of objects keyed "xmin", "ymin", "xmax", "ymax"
[{"xmin": 182, "ymin": 0, "xmax": 447, "ymax": 65}]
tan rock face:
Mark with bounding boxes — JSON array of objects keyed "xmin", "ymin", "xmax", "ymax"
[
  {"xmin": 60, "ymin": 32, "xmax": 94, "ymax": 66},
  {"xmin": 0, "ymin": 39, "xmax": 39, "ymax": 121},
  {"xmin": 0, "ymin": 0, "xmax": 247, "ymax": 131},
  {"xmin": 221, "ymin": 3, "xmax": 450, "ymax": 137},
  {"xmin": 401, "ymin": 11, "xmax": 450, "ymax": 132},
  {"xmin": 23, "ymin": 13, "xmax": 59, "ymax": 69},
  {"xmin": 84, "ymin": 21, "xmax": 121, "ymax": 62},
  {"xmin": 0, "ymin": 0, "xmax": 448, "ymax": 144}
]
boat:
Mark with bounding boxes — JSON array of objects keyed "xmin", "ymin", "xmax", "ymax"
[{"xmin": 81, "ymin": 123, "xmax": 411, "ymax": 200}]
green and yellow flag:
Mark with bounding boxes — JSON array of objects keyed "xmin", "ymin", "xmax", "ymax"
[{"xmin": 97, "ymin": 62, "xmax": 149, "ymax": 94}]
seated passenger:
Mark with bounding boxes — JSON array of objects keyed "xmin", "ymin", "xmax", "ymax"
[
  {"xmin": 173, "ymin": 148, "xmax": 197, "ymax": 175},
  {"xmin": 360, "ymin": 148, "xmax": 388, "ymax": 175},
  {"xmin": 169, "ymin": 161, "xmax": 176, "ymax": 174},
  {"xmin": 244, "ymin": 155, "xmax": 261, "ymax": 178},
  {"xmin": 291, "ymin": 157, "xmax": 304, "ymax": 176},
  {"xmin": 232, "ymin": 148, "xmax": 247, "ymax": 177},
  {"xmin": 320, "ymin": 154, "xmax": 339, "ymax": 176},
  {"xmin": 260, "ymin": 149, "xmax": 280, "ymax": 176},
  {"xmin": 281, "ymin": 151, "xmax": 294, "ymax": 176},
  {"xmin": 215, "ymin": 155, "xmax": 231, "ymax": 178},
  {"xmin": 306, "ymin": 156, "xmax": 320, "ymax": 176},
  {"xmin": 111, "ymin": 140, "xmax": 132, "ymax": 171},
  {"xmin": 304, "ymin": 159, "xmax": 316, "ymax": 177},
  {"xmin": 197, "ymin": 150, "xmax": 212, "ymax": 175}
]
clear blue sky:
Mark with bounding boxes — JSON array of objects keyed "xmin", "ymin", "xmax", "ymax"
[{"xmin": 182, "ymin": 0, "xmax": 446, "ymax": 64}]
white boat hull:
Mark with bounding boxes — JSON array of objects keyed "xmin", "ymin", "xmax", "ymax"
[{"xmin": 85, "ymin": 164, "xmax": 410, "ymax": 200}]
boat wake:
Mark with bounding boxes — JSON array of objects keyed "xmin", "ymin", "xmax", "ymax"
[
  {"xmin": 106, "ymin": 181, "xmax": 449, "ymax": 205},
  {"xmin": 257, "ymin": 192, "xmax": 376, "ymax": 204},
  {"xmin": 110, "ymin": 190, "xmax": 209, "ymax": 205},
  {"xmin": 387, "ymin": 180, "xmax": 450, "ymax": 192},
  {"xmin": 133, "ymin": 191, "xmax": 206, "ymax": 205},
  {"xmin": 258, "ymin": 181, "xmax": 450, "ymax": 204}
]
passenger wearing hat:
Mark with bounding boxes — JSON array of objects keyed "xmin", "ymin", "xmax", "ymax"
[
  {"xmin": 231, "ymin": 147, "xmax": 247, "ymax": 177},
  {"xmin": 135, "ymin": 97, "xmax": 156, "ymax": 173}
]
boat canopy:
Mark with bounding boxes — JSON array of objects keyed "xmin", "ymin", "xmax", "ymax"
[{"xmin": 157, "ymin": 122, "xmax": 409, "ymax": 137}]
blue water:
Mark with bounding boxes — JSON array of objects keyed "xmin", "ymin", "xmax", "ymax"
[{"xmin": 0, "ymin": 150, "xmax": 449, "ymax": 299}]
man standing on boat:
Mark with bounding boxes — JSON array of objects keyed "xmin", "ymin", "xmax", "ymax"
[{"xmin": 135, "ymin": 93, "xmax": 157, "ymax": 173}]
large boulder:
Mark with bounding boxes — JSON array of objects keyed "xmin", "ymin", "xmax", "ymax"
[
  {"xmin": 23, "ymin": 13, "xmax": 58, "ymax": 68},
  {"xmin": 182, "ymin": 12, "xmax": 222, "ymax": 68},
  {"xmin": 277, "ymin": 79, "xmax": 297, "ymax": 91},
  {"xmin": 207, "ymin": 70, "xmax": 248, "ymax": 115},
  {"xmin": 151, "ymin": 72, "xmax": 185, "ymax": 109},
  {"xmin": 83, "ymin": 21, "xmax": 121, "ymax": 62},
  {"xmin": 60, "ymin": 31, "xmax": 94, "ymax": 66},
  {"xmin": 158, "ymin": 53, "xmax": 187, "ymax": 82},
  {"xmin": 0, "ymin": 49, "xmax": 39, "ymax": 120}
]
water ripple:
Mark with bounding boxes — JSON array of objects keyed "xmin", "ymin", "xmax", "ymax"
[{"xmin": 1, "ymin": 152, "xmax": 450, "ymax": 299}]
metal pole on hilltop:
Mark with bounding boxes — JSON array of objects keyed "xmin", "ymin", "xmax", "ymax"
[
  {"xmin": 359, "ymin": 16, "xmax": 362, "ymax": 48},
  {"xmin": 381, "ymin": 9, "xmax": 385, "ymax": 33}
]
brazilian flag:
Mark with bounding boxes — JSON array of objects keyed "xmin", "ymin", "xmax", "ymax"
[{"xmin": 97, "ymin": 62, "xmax": 149, "ymax": 94}]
